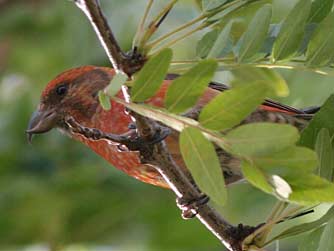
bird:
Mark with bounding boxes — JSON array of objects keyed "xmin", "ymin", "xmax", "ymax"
[{"xmin": 26, "ymin": 65, "xmax": 316, "ymax": 189}]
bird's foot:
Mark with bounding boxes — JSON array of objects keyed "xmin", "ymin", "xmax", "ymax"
[
  {"xmin": 128, "ymin": 122, "xmax": 137, "ymax": 129},
  {"xmin": 176, "ymin": 194, "xmax": 210, "ymax": 219},
  {"xmin": 127, "ymin": 122, "xmax": 171, "ymax": 147},
  {"xmin": 133, "ymin": 126, "xmax": 171, "ymax": 148},
  {"xmin": 65, "ymin": 116, "xmax": 170, "ymax": 152}
]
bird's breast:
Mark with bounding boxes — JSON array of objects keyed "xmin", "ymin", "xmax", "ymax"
[{"xmin": 69, "ymin": 95, "xmax": 169, "ymax": 188}]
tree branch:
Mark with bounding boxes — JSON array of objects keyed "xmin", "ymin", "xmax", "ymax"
[
  {"xmin": 73, "ymin": 1, "xmax": 256, "ymax": 250},
  {"xmin": 74, "ymin": 0, "xmax": 144, "ymax": 76}
]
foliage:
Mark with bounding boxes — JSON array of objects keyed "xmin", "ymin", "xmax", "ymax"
[
  {"xmin": 165, "ymin": 59, "xmax": 217, "ymax": 113},
  {"xmin": 2, "ymin": 0, "xmax": 334, "ymax": 250},
  {"xmin": 132, "ymin": 48, "xmax": 172, "ymax": 102},
  {"xmin": 180, "ymin": 127, "xmax": 226, "ymax": 205},
  {"xmin": 103, "ymin": 0, "xmax": 334, "ymax": 250}
]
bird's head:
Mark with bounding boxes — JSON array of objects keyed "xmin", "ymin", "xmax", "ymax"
[{"xmin": 26, "ymin": 66, "xmax": 114, "ymax": 142}]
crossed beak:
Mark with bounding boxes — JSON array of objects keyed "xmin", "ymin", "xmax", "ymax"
[{"xmin": 26, "ymin": 108, "xmax": 58, "ymax": 143}]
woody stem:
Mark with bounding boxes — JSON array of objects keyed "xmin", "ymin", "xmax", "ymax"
[
  {"xmin": 74, "ymin": 0, "xmax": 144, "ymax": 76},
  {"xmin": 73, "ymin": 1, "xmax": 255, "ymax": 250}
]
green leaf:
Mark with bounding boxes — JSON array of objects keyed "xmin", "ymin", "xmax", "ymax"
[
  {"xmin": 225, "ymin": 123, "xmax": 299, "ymax": 157},
  {"xmin": 232, "ymin": 67, "xmax": 289, "ymax": 97},
  {"xmin": 306, "ymin": 12, "xmax": 334, "ymax": 67},
  {"xmin": 113, "ymin": 97, "xmax": 227, "ymax": 148},
  {"xmin": 308, "ymin": 0, "xmax": 334, "ymax": 23},
  {"xmin": 299, "ymin": 23, "xmax": 318, "ymax": 54},
  {"xmin": 262, "ymin": 23, "xmax": 318, "ymax": 57},
  {"xmin": 114, "ymin": 100, "xmax": 197, "ymax": 132},
  {"xmin": 259, "ymin": 163, "xmax": 334, "ymax": 204},
  {"xmin": 196, "ymin": 29, "xmax": 219, "ymax": 58},
  {"xmin": 300, "ymin": 95, "xmax": 334, "ymax": 148},
  {"xmin": 236, "ymin": 4, "xmax": 272, "ymax": 63},
  {"xmin": 207, "ymin": 21, "xmax": 233, "ymax": 59},
  {"xmin": 98, "ymin": 91, "xmax": 111, "ymax": 110},
  {"xmin": 194, "ymin": 0, "xmax": 203, "ymax": 11},
  {"xmin": 105, "ymin": 72, "xmax": 128, "ymax": 97},
  {"xmin": 287, "ymin": 174, "xmax": 334, "ymax": 205},
  {"xmin": 165, "ymin": 59, "xmax": 218, "ymax": 113},
  {"xmin": 239, "ymin": 139, "xmax": 331, "ymax": 203},
  {"xmin": 207, "ymin": 0, "xmax": 263, "ymax": 23},
  {"xmin": 318, "ymin": 217, "xmax": 334, "ymax": 251},
  {"xmin": 272, "ymin": 0, "xmax": 312, "ymax": 62},
  {"xmin": 253, "ymin": 146, "xmax": 318, "ymax": 173},
  {"xmin": 241, "ymin": 161, "xmax": 273, "ymax": 194},
  {"xmin": 315, "ymin": 128, "xmax": 334, "ymax": 181},
  {"xmin": 180, "ymin": 127, "xmax": 227, "ymax": 205},
  {"xmin": 242, "ymin": 162, "xmax": 297, "ymax": 200},
  {"xmin": 299, "ymin": 226, "xmax": 325, "ymax": 251},
  {"xmin": 199, "ymin": 81, "xmax": 269, "ymax": 130},
  {"xmin": 202, "ymin": 0, "xmax": 227, "ymax": 11},
  {"xmin": 269, "ymin": 205, "xmax": 334, "ymax": 242},
  {"xmin": 245, "ymin": 146, "xmax": 318, "ymax": 200},
  {"xmin": 131, "ymin": 48, "xmax": 172, "ymax": 102}
]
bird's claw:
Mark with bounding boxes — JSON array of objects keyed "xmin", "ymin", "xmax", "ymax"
[
  {"xmin": 125, "ymin": 126, "xmax": 171, "ymax": 152},
  {"xmin": 128, "ymin": 122, "xmax": 136, "ymax": 130},
  {"xmin": 65, "ymin": 116, "xmax": 171, "ymax": 153},
  {"xmin": 176, "ymin": 194, "xmax": 210, "ymax": 219},
  {"xmin": 142, "ymin": 126, "xmax": 171, "ymax": 145}
]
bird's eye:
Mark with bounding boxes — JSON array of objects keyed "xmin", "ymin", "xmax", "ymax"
[{"xmin": 56, "ymin": 85, "xmax": 68, "ymax": 96}]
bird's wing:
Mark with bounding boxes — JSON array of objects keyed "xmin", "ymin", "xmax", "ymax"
[
  {"xmin": 209, "ymin": 82, "xmax": 317, "ymax": 120},
  {"xmin": 166, "ymin": 74, "xmax": 318, "ymax": 120}
]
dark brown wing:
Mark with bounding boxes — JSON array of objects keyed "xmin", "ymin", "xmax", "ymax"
[
  {"xmin": 209, "ymin": 82, "xmax": 319, "ymax": 120},
  {"xmin": 166, "ymin": 74, "xmax": 317, "ymax": 120}
]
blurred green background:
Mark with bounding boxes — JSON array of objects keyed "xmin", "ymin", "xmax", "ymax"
[{"xmin": 0, "ymin": 0, "xmax": 333, "ymax": 250}]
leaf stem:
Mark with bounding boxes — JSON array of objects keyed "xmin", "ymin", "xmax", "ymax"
[
  {"xmin": 170, "ymin": 59, "xmax": 334, "ymax": 77},
  {"xmin": 146, "ymin": 0, "xmax": 258, "ymax": 52},
  {"xmin": 146, "ymin": 14, "xmax": 206, "ymax": 49},
  {"xmin": 133, "ymin": 0, "xmax": 154, "ymax": 49},
  {"xmin": 112, "ymin": 96, "xmax": 229, "ymax": 147},
  {"xmin": 138, "ymin": 0, "xmax": 179, "ymax": 50},
  {"xmin": 207, "ymin": 0, "xmax": 244, "ymax": 16},
  {"xmin": 243, "ymin": 205, "xmax": 304, "ymax": 248},
  {"xmin": 148, "ymin": 23, "xmax": 207, "ymax": 55},
  {"xmin": 256, "ymin": 202, "xmax": 288, "ymax": 246},
  {"xmin": 267, "ymin": 202, "xmax": 289, "ymax": 222}
]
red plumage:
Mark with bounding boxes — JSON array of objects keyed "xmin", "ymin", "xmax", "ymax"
[{"xmin": 28, "ymin": 66, "xmax": 311, "ymax": 188}]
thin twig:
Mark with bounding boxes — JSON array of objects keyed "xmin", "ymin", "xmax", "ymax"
[
  {"xmin": 138, "ymin": 0, "xmax": 178, "ymax": 50},
  {"xmin": 255, "ymin": 202, "xmax": 288, "ymax": 247},
  {"xmin": 243, "ymin": 205, "xmax": 304, "ymax": 249},
  {"xmin": 266, "ymin": 202, "xmax": 288, "ymax": 222},
  {"xmin": 133, "ymin": 0, "xmax": 154, "ymax": 49},
  {"xmin": 170, "ymin": 59, "xmax": 334, "ymax": 77},
  {"xmin": 145, "ymin": 0, "xmax": 262, "ymax": 54},
  {"xmin": 74, "ymin": 0, "xmax": 144, "ymax": 76},
  {"xmin": 74, "ymin": 0, "xmax": 126, "ymax": 72},
  {"xmin": 146, "ymin": 0, "xmax": 253, "ymax": 49},
  {"xmin": 148, "ymin": 23, "xmax": 206, "ymax": 55},
  {"xmin": 146, "ymin": 14, "xmax": 205, "ymax": 49},
  {"xmin": 145, "ymin": 0, "xmax": 261, "ymax": 51}
]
